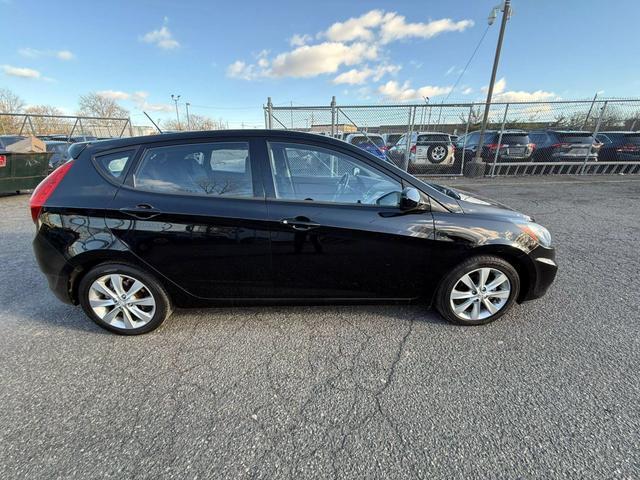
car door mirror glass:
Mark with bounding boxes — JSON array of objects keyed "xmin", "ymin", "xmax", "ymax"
[{"xmin": 399, "ymin": 187, "xmax": 425, "ymax": 211}]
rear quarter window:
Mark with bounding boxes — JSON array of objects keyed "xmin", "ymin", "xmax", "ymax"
[{"xmin": 94, "ymin": 149, "xmax": 136, "ymax": 181}]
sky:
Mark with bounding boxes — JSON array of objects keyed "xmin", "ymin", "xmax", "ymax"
[{"xmin": 1, "ymin": 0, "xmax": 639, "ymax": 128}]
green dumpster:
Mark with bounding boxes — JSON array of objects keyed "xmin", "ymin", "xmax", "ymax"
[{"xmin": 0, "ymin": 151, "xmax": 51, "ymax": 193}]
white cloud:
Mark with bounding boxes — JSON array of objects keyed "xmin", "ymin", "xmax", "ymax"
[
  {"xmin": 2, "ymin": 65, "xmax": 41, "ymax": 79},
  {"xmin": 141, "ymin": 18, "xmax": 180, "ymax": 50},
  {"xmin": 18, "ymin": 48, "xmax": 75, "ymax": 60},
  {"xmin": 461, "ymin": 87, "xmax": 473, "ymax": 95},
  {"xmin": 227, "ymin": 60, "xmax": 259, "ymax": 80},
  {"xmin": 372, "ymin": 63, "xmax": 401, "ymax": 81},
  {"xmin": 378, "ymin": 80, "xmax": 452, "ymax": 101},
  {"xmin": 290, "ymin": 33, "xmax": 312, "ymax": 47},
  {"xmin": 482, "ymin": 78, "xmax": 556, "ymax": 102},
  {"xmin": 97, "ymin": 90, "xmax": 130, "ymax": 100},
  {"xmin": 270, "ymin": 42, "xmax": 377, "ymax": 78},
  {"xmin": 324, "ymin": 10, "xmax": 385, "ymax": 42},
  {"xmin": 380, "ymin": 16, "xmax": 474, "ymax": 44},
  {"xmin": 333, "ymin": 67, "xmax": 373, "ymax": 85}
]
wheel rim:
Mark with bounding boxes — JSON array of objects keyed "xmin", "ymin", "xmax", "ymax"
[
  {"xmin": 432, "ymin": 146, "xmax": 446, "ymax": 161},
  {"xmin": 449, "ymin": 267, "xmax": 511, "ymax": 321},
  {"xmin": 88, "ymin": 274, "xmax": 156, "ymax": 329}
]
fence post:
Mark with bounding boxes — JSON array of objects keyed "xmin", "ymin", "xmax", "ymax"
[
  {"xmin": 267, "ymin": 97, "xmax": 273, "ymax": 129},
  {"xmin": 330, "ymin": 96, "xmax": 336, "ymax": 137},
  {"xmin": 18, "ymin": 116, "xmax": 28, "ymax": 135},
  {"xmin": 128, "ymin": 118, "xmax": 134, "ymax": 137},
  {"xmin": 402, "ymin": 106, "xmax": 416, "ymax": 171},
  {"xmin": 581, "ymin": 100, "xmax": 607, "ymax": 175},
  {"xmin": 460, "ymin": 106, "xmax": 473, "ymax": 176},
  {"xmin": 490, "ymin": 103, "xmax": 509, "ymax": 177}
]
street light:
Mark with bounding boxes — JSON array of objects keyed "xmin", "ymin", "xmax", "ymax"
[
  {"xmin": 170, "ymin": 94, "xmax": 181, "ymax": 129},
  {"xmin": 470, "ymin": 0, "xmax": 511, "ymax": 174}
]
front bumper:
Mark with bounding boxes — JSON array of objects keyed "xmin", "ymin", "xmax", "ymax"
[{"xmin": 522, "ymin": 245, "xmax": 557, "ymax": 301}]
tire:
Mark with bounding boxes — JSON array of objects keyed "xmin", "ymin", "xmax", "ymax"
[
  {"xmin": 427, "ymin": 143, "xmax": 449, "ymax": 164},
  {"xmin": 78, "ymin": 262, "xmax": 172, "ymax": 335},
  {"xmin": 435, "ymin": 255, "xmax": 520, "ymax": 326}
]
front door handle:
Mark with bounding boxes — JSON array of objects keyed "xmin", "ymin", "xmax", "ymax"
[
  {"xmin": 280, "ymin": 217, "xmax": 321, "ymax": 231},
  {"xmin": 120, "ymin": 204, "xmax": 162, "ymax": 219}
]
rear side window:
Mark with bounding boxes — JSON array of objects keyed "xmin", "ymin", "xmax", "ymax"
[
  {"xmin": 95, "ymin": 150, "xmax": 135, "ymax": 180},
  {"xmin": 133, "ymin": 142, "xmax": 254, "ymax": 198}
]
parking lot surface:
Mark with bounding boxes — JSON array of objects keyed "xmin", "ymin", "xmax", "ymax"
[{"xmin": 1, "ymin": 176, "xmax": 638, "ymax": 479}]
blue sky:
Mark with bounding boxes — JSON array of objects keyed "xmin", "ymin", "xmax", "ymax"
[{"xmin": 1, "ymin": 0, "xmax": 639, "ymax": 128}]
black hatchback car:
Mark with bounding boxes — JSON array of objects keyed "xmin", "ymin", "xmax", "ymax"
[{"xmin": 31, "ymin": 130, "xmax": 557, "ymax": 334}]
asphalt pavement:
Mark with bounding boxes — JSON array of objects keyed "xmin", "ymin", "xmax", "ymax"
[{"xmin": 0, "ymin": 175, "xmax": 638, "ymax": 479}]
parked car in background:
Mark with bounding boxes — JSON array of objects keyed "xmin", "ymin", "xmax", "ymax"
[
  {"xmin": 0, "ymin": 135, "xmax": 27, "ymax": 150},
  {"xmin": 595, "ymin": 131, "xmax": 640, "ymax": 161},
  {"xmin": 344, "ymin": 133, "xmax": 387, "ymax": 161},
  {"xmin": 44, "ymin": 141, "xmax": 71, "ymax": 171},
  {"xmin": 31, "ymin": 129, "xmax": 556, "ymax": 334},
  {"xmin": 529, "ymin": 130, "xmax": 600, "ymax": 162},
  {"xmin": 388, "ymin": 132, "xmax": 455, "ymax": 171},
  {"xmin": 455, "ymin": 130, "xmax": 534, "ymax": 163},
  {"xmin": 381, "ymin": 133, "xmax": 402, "ymax": 151}
]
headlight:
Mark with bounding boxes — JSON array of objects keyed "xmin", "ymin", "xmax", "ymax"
[{"xmin": 518, "ymin": 223, "xmax": 552, "ymax": 247}]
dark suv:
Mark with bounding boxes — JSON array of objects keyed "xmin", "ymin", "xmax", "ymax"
[
  {"xmin": 31, "ymin": 130, "xmax": 556, "ymax": 334},
  {"xmin": 455, "ymin": 130, "xmax": 534, "ymax": 163},
  {"xmin": 595, "ymin": 131, "xmax": 640, "ymax": 161},
  {"xmin": 529, "ymin": 130, "xmax": 600, "ymax": 162}
]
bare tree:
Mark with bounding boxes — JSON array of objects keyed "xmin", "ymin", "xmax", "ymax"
[
  {"xmin": 78, "ymin": 92, "xmax": 129, "ymax": 118},
  {"xmin": 0, "ymin": 88, "xmax": 26, "ymax": 134},
  {"xmin": 24, "ymin": 105, "xmax": 68, "ymax": 134},
  {"xmin": 164, "ymin": 114, "xmax": 228, "ymax": 131}
]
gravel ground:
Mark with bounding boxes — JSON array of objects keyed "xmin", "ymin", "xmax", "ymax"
[{"xmin": 0, "ymin": 176, "xmax": 638, "ymax": 479}]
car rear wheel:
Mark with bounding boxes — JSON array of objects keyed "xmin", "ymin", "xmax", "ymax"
[
  {"xmin": 78, "ymin": 263, "xmax": 172, "ymax": 335},
  {"xmin": 435, "ymin": 255, "xmax": 520, "ymax": 326}
]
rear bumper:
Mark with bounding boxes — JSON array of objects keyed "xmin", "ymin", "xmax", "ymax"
[
  {"xmin": 33, "ymin": 232, "xmax": 75, "ymax": 304},
  {"xmin": 522, "ymin": 245, "xmax": 557, "ymax": 301}
]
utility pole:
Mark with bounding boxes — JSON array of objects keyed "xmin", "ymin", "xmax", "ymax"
[
  {"xmin": 472, "ymin": 0, "xmax": 511, "ymax": 169},
  {"xmin": 185, "ymin": 102, "xmax": 191, "ymax": 130},
  {"xmin": 171, "ymin": 94, "xmax": 181, "ymax": 129}
]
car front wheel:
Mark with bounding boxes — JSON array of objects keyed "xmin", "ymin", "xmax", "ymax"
[
  {"xmin": 435, "ymin": 256, "xmax": 520, "ymax": 326},
  {"xmin": 78, "ymin": 263, "xmax": 172, "ymax": 335}
]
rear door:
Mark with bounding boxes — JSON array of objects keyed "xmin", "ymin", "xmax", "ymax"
[
  {"xmin": 260, "ymin": 138, "xmax": 435, "ymax": 299},
  {"xmin": 105, "ymin": 137, "xmax": 273, "ymax": 299}
]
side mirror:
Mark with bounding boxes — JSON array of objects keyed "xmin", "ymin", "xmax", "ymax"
[{"xmin": 399, "ymin": 187, "xmax": 425, "ymax": 211}]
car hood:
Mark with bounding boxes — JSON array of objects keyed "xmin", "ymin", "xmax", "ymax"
[{"xmin": 450, "ymin": 186, "xmax": 533, "ymax": 222}]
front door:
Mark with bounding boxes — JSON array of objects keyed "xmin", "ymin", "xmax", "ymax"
[
  {"xmin": 260, "ymin": 139, "xmax": 435, "ymax": 299},
  {"xmin": 106, "ymin": 138, "xmax": 272, "ymax": 299}
]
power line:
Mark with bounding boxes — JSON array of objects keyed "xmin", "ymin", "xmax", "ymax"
[{"xmin": 443, "ymin": 24, "xmax": 491, "ymax": 103}]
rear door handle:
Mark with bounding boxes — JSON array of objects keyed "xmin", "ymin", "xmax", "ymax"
[
  {"xmin": 280, "ymin": 217, "xmax": 321, "ymax": 231},
  {"xmin": 120, "ymin": 204, "xmax": 162, "ymax": 219}
]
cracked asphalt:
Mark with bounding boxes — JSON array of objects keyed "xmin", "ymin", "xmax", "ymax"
[{"xmin": 1, "ymin": 176, "xmax": 639, "ymax": 479}]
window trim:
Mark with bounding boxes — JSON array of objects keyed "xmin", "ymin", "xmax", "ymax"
[
  {"xmin": 121, "ymin": 138, "xmax": 264, "ymax": 200},
  {"xmin": 263, "ymin": 138, "xmax": 405, "ymax": 208}
]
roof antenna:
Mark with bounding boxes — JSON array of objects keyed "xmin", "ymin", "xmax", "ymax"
[{"xmin": 143, "ymin": 111, "xmax": 163, "ymax": 134}]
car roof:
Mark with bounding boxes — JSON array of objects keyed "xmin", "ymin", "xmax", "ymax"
[{"xmin": 531, "ymin": 129, "xmax": 593, "ymax": 134}]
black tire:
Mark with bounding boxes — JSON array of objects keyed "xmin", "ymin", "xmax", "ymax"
[
  {"xmin": 427, "ymin": 143, "xmax": 449, "ymax": 164},
  {"xmin": 435, "ymin": 255, "xmax": 520, "ymax": 326},
  {"xmin": 78, "ymin": 262, "xmax": 172, "ymax": 335}
]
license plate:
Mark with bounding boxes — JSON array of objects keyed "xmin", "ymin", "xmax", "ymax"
[
  {"xmin": 572, "ymin": 148, "xmax": 588, "ymax": 155},
  {"xmin": 507, "ymin": 147, "xmax": 524, "ymax": 155}
]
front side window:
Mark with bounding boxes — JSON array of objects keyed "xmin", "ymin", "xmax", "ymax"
[
  {"xmin": 134, "ymin": 142, "xmax": 254, "ymax": 197},
  {"xmin": 267, "ymin": 142, "xmax": 402, "ymax": 206}
]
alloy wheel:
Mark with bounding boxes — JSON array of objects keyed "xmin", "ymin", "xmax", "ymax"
[
  {"xmin": 88, "ymin": 274, "xmax": 156, "ymax": 329},
  {"xmin": 449, "ymin": 267, "xmax": 511, "ymax": 321}
]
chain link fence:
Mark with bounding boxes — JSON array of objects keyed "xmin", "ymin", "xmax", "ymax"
[
  {"xmin": 0, "ymin": 113, "xmax": 134, "ymax": 139},
  {"xmin": 265, "ymin": 98, "xmax": 640, "ymax": 177}
]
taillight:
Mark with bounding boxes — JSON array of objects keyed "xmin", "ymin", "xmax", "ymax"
[
  {"xmin": 616, "ymin": 144, "xmax": 640, "ymax": 152},
  {"xmin": 551, "ymin": 143, "xmax": 572, "ymax": 149},
  {"xmin": 410, "ymin": 145, "xmax": 416, "ymax": 154},
  {"xmin": 0, "ymin": 154, "xmax": 6, "ymax": 168},
  {"xmin": 30, "ymin": 160, "xmax": 74, "ymax": 223},
  {"xmin": 528, "ymin": 143, "xmax": 536, "ymax": 151},
  {"xmin": 485, "ymin": 143, "xmax": 503, "ymax": 150}
]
